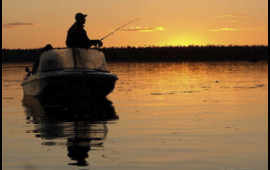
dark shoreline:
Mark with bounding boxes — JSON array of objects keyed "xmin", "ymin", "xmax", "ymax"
[{"xmin": 2, "ymin": 45, "xmax": 268, "ymax": 63}]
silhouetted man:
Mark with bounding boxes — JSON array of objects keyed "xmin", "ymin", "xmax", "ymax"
[{"xmin": 66, "ymin": 13, "xmax": 103, "ymax": 48}]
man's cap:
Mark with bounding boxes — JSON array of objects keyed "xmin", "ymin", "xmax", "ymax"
[{"xmin": 75, "ymin": 13, "xmax": 87, "ymax": 21}]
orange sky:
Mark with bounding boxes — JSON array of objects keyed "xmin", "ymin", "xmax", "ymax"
[{"xmin": 2, "ymin": 0, "xmax": 268, "ymax": 49}]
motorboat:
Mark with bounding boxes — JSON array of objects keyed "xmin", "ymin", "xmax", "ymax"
[{"xmin": 22, "ymin": 48, "xmax": 118, "ymax": 98}]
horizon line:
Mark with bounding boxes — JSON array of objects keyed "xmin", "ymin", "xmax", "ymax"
[{"xmin": 2, "ymin": 44, "xmax": 268, "ymax": 50}]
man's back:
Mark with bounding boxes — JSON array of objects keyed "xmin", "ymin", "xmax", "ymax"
[
  {"xmin": 66, "ymin": 22, "xmax": 91, "ymax": 48},
  {"xmin": 66, "ymin": 13, "xmax": 103, "ymax": 49}
]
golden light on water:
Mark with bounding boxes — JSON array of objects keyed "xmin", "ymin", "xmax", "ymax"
[{"xmin": 2, "ymin": 62, "xmax": 268, "ymax": 169}]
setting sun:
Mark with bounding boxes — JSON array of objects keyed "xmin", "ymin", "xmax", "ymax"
[
  {"xmin": 162, "ymin": 34, "xmax": 208, "ymax": 47},
  {"xmin": 2, "ymin": 0, "xmax": 268, "ymax": 49}
]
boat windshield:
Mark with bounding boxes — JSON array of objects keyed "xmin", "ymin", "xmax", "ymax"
[{"xmin": 38, "ymin": 48, "xmax": 107, "ymax": 72}]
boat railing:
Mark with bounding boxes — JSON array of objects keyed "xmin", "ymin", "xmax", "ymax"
[{"xmin": 38, "ymin": 48, "xmax": 107, "ymax": 72}]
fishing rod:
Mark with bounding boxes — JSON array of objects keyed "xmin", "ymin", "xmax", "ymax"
[{"xmin": 100, "ymin": 18, "xmax": 139, "ymax": 41}]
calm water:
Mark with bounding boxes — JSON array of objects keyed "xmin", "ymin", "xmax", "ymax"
[{"xmin": 2, "ymin": 61, "xmax": 268, "ymax": 170}]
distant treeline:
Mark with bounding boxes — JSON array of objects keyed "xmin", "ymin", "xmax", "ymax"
[{"xmin": 2, "ymin": 45, "xmax": 268, "ymax": 63}]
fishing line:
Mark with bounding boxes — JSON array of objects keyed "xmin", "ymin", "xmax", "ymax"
[{"xmin": 100, "ymin": 18, "xmax": 139, "ymax": 41}]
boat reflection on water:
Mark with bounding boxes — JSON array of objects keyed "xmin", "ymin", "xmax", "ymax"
[{"xmin": 22, "ymin": 95, "xmax": 119, "ymax": 166}]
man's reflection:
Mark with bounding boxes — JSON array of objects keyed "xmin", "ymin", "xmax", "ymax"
[{"xmin": 22, "ymin": 95, "xmax": 118, "ymax": 166}]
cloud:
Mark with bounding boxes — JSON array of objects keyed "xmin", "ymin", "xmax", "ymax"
[
  {"xmin": 246, "ymin": 27, "xmax": 265, "ymax": 31},
  {"xmin": 210, "ymin": 27, "xmax": 265, "ymax": 32},
  {"xmin": 218, "ymin": 14, "xmax": 246, "ymax": 18},
  {"xmin": 2, "ymin": 23, "xmax": 35, "ymax": 28},
  {"xmin": 120, "ymin": 26, "xmax": 166, "ymax": 32},
  {"xmin": 210, "ymin": 28, "xmax": 240, "ymax": 32}
]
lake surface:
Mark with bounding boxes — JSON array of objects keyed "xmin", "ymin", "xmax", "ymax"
[{"xmin": 2, "ymin": 61, "xmax": 268, "ymax": 170}]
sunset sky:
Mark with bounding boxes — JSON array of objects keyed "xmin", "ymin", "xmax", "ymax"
[{"xmin": 2, "ymin": 0, "xmax": 268, "ymax": 49}]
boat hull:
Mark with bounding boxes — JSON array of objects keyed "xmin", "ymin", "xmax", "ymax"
[{"xmin": 22, "ymin": 70, "xmax": 118, "ymax": 98}]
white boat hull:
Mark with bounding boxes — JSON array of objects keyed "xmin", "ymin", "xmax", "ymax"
[{"xmin": 22, "ymin": 69, "xmax": 118, "ymax": 98}]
